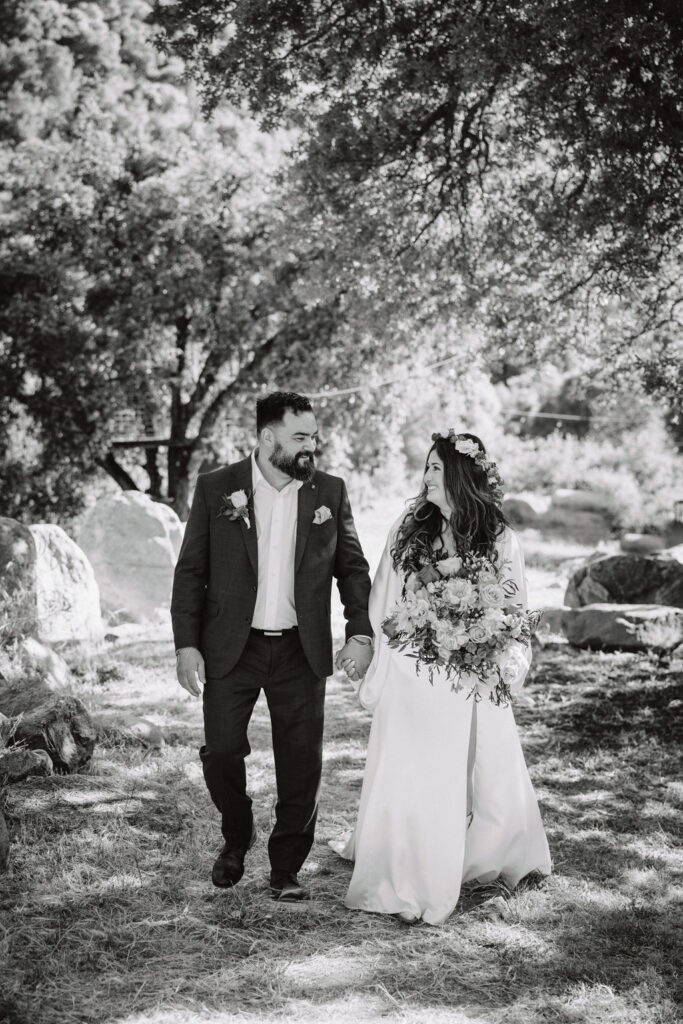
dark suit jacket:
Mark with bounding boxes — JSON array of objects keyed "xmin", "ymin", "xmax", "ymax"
[{"xmin": 171, "ymin": 457, "xmax": 372, "ymax": 679}]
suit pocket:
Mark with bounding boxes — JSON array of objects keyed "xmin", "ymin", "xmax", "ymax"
[{"xmin": 204, "ymin": 598, "xmax": 219, "ymax": 618}]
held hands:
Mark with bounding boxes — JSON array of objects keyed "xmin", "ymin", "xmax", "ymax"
[
  {"xmin": 176, "ymin": 646, "xmax": 206, "ymax": 697},
  {"xmin": 335, "ymin": 637, "xmax": 374, "ymax": 684}
]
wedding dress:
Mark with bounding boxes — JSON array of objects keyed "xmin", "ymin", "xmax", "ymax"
[{"xmin": 331, "ymin": 519, "xmax": 551, "ymax": 925}]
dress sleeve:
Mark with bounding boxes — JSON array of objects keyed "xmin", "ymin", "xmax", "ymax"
[{"xmin": 495, "ymin": 526, "xmax": 533, "ymax": 693}]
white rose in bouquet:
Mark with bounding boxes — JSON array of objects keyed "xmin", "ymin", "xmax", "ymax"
[
  {"xmin": 479, "ymin": 582, "xmax": 505, "ymax": 608},
  {"xmin": 438, "ymin": 555, "xmax": 463, "ymax": 576},
  {"xmin": 468, "ymin": 620, "xmax": 492, "ymax": 644}
]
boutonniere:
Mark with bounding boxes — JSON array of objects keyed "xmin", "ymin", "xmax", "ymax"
[
  {"xmin": 217, "ymin": 489, "xmax": 252, "ymax": 529},
  {"xmin": 313, "ymin": 505, "xmax": 332, "ymax": 525}
]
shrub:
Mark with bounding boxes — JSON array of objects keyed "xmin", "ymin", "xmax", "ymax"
[{"xmin": 497, "ymin": 416, "xmax": 683, "ymax": 532}]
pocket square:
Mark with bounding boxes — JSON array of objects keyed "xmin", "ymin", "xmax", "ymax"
[{"xmin": 313, "ymin": 505, "xmax": 332, "ymax": 525}]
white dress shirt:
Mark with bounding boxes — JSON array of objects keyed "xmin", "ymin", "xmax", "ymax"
[{"xmin": 251, "ymin": 450, "xmax": 302, "ymax": 630}]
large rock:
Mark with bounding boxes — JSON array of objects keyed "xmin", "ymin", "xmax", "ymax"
[
  {"xmin": 17, "ymin": 637, "xmax": 72, "ymax": 691},
  {"xmin": 561, "ymin": 604, "xmax": 683, "ymax": 651},
  {"xmin": 0, "ymin": 747, "xmax": 53, "ymax": 783},
  {"xmin": 503, "ymin": 497, "xmax": 539, "ymax": 526},
  {"xmin": 566, "ymin": 553, "xmax": 683, "ymax": 608},
  {"xmin": 0, "ymin": 517, "xmax": 37, "ymax": 640},
  {"xmin": 11, "ymin": 695, "xmax": 96, "ymax": 772},
  {"xmin": 29, "ymin": 524, "xmax": 104, "ymax": 644},
  {"xmin": 0, "ymin": 673, "xmax": 63, "ymax": 718},
  {"xmin": 94, "ymin": 710, "xmax": 165, "ymax": 749},
  {"xmin": 77, "ymin": 492, "xmax": 184, "ymax": 624}
]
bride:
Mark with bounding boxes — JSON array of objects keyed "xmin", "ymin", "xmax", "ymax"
[{"xmin": 332, "ymin": 430, "xmax": 551, "ymax": 925}]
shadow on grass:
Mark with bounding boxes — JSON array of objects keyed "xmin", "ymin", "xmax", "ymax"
[{"xmin": 1, "ymin": 644, "xmax": 680, "ymax": 1024}]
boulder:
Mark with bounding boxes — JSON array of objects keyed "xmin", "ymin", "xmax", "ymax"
[
  {"xmin": 502, "ymin": 497, "xmax": 539, "ymax": 526},
  {"xmin": 0, "ymin": 674, "xmax": 62, "ymax": 718},
  {"xmin": 29, "ymin": 524, "xmax": 104, "ymax": 644},
  {"xmin": 17, "ymin": 637, "xmax": 72, "ymax": 691},
  {"xmin": 565, "ymin": 553, "xmax": 683, "ymax": 608},
  {"xmin": 536, "ymin": 607, "xmax": 567, "ymax": 635},
  {"xmin": 77, "ymin": 492, "xmax": 184, "ymax": 624},
  {"xmin": 620, "ymin": 533, "xmax": 665, "ymax": 554},
  {"xmin": 0, "ymin": 747, "xmax": 53, "ymax": 783},
  {"xmin": 11, "ymin": 695, "xmax": 96, "ymax": 772},
  {"xmin": 561, "ymin": 604, "xmax": 683, "ymax": 651},
  {"xmin": 550, "ymin": 488, "xmax": 614, "ymax": 514},
  {"xmin": 94, "ymin": 710, "xmax": 164, "ymax": 749},
  {"xmin": 0, "ymin": 517, "xmax": 37, "ymax": 640}
]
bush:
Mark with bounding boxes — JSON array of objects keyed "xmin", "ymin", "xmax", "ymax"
[{"xmin": 497, "ymin": 416, "xmax": 683, "ymax": 531}]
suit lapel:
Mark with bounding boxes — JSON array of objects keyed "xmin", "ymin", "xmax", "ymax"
[
  {"xmin": 295, "ymin": 477, "xmax": 318, "ymax": 573},
  {"xmin": 227, "ymin": 458, "xmax": 258, "ymax": 578}
]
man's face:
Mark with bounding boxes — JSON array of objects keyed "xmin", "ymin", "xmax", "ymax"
[{"xmin": 267, "ymin": 410, "xmax": 318, "ymax": 481}]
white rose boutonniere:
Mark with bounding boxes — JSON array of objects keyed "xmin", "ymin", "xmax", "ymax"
[
  {"xmin": 313, "ymin": 505, "xmax": 332, "ymax": 525},
  {"xmin": 217, "ymin": 489, "xmax": 252, "ymax": 529}
]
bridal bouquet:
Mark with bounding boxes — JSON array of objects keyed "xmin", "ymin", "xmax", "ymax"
[{"xmin": 382, "ymin": 551, "xmax": 535, "ymax": 706}]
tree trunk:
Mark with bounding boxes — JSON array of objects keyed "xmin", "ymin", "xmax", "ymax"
[
  {"xmin": 167, "ymin": 313, "xmax": 194, "ymax": 519},
  {"xmin": 167, "ymin": 443, "xmax": 193, "ymax": 520},
  {"xmin": 145, "ymin": 446, "xmax": 163, "ymax": 500}
]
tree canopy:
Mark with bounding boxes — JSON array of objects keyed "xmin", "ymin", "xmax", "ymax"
[{"xmin": 157, "ymin": 0, "xmax": 683, "ymax": 332}]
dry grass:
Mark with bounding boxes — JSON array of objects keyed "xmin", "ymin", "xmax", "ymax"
[{"xmin": 1, "ymin": 633, "xmax": 681, "ymax": 1024}]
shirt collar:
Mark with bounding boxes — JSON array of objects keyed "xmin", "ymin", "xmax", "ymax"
[{"xmin": 251, "ymin": 449, "xmax": 303, "ymax": 494}]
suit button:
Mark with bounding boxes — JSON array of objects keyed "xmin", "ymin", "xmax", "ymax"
[
  {"xmin": 252, "ymin": 586, "xmax": 257, "ymax": 592},
  {"xmin": 244, "ymin": 616, "xmax": 251, "ymax": 623}
]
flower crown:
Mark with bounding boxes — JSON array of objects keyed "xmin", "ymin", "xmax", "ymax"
[{"xmin": 431, "ymin": 429, "xmax": 505, "ymax": 505}]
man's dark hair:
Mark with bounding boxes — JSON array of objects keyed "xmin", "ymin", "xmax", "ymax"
[{"xmin": 256, "ymin": 391, "xmax": 313, "ymax": 433}]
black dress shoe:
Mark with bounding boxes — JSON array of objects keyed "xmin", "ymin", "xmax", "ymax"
[
  {"xmin": 269, "ymin": 870, "xmax": 308, "ymax": 902},
  {"xmin": 212, "ymin": 827, "xmax": 257, "ymax": 888}
]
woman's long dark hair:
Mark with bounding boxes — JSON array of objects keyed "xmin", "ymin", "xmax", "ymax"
[{"xmin": 392, "ymin": 433, "xmax": 508, "ymax": 574}]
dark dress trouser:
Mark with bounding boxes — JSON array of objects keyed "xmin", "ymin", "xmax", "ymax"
[{"xmin": 200, "ymin": 628, "xmax": 326, "ymax": 873}]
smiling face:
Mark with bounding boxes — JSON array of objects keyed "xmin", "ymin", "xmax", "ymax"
[
  {"xmin": 423, "ymin": 449, "xmax": 451, "ymax": 513},
  {"xmin": 263, "ymin": 409, "xmax": 318, "ymax": 481}
]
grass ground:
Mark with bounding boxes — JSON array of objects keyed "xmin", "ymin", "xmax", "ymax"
[
  {"xmin": 1, "ymin": 510, "xmax": 681, "ymax": 1024},
  {"xmin": 1, "ymin": 633, "xmax": 681, "ymax": 1024}
]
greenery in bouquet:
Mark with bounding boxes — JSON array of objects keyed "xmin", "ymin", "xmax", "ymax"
[{"xmin": 382, "ymin": 550, "xmax": 533, "ymax": 706}]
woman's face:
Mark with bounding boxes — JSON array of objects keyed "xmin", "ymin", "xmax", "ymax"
[{"xmin": 424, "ymin": 450, "xmax": 450, "ymax": 511}]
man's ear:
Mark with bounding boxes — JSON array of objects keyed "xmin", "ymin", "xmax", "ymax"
[{"xmin": 260, "ymin": 427, "xmax": 273, "ymax": 449}]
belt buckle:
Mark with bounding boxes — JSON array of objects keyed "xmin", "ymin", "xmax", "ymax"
[{"xmin": 264, "ymin": 630, "xmax": 283, "ymax": 637}]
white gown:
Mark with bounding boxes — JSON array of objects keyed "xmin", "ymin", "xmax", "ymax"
[{"xmin": 331, "ymin": 521, "xmax": 551, "ymax": 926}]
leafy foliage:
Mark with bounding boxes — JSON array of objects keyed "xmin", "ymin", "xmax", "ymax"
[{"xmin": 157, "ymin": 1, "xmax": 683, "ymax": 323}]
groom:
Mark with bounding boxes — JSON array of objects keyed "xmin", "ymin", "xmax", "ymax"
[{"xmin": 171, "ymin": 391, "xmax": 373, "ymax": 900}]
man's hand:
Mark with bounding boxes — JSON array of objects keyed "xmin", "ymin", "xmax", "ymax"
[
  {"xmin": 335, "ymin": 638, "xmax": 373, "ymax": 683},
  {"xmin": 176, "ymin": 646, "xmax": 206, "ymax": 697}
]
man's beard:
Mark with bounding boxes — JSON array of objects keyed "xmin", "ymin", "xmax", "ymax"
[{"xmin": 269, "ymin": 442, "xmax": 315, "ymax": 482}]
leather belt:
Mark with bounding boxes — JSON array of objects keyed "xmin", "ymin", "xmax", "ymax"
[{"xmin": 250, "ymin": 626, "xmax": 298, "ymax": 637}]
